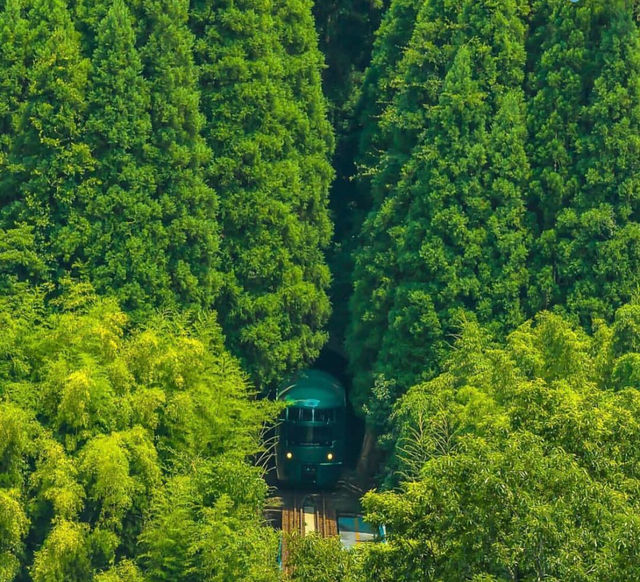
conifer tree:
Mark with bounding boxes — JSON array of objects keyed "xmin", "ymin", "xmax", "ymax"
[
  {"xmin": 355, "ymin": 0, "xmax": 422, "ymax": 188},
  {"xmin": 79, "ymin": 0, "xmax": 165, "ymax": 312},
  {"xmin": 364, "ymin": 0, "xmax": 460, "ymax": 208},
  {"xmin": 0, "ymin": 0, "xmax": 30, "ymax": 177},
  {"xmin": 40, "ymin": 0, "xmax": 220, "ymax": 315},
  {"xmin": 191, "ymin": 0, "xmax": 333, "ymax": 386},
  {"xmin": 0, "ymin": 0, "xmax": 94, "ymax": 276},
  {"xmin": 345, "ymin": 2, "xmax": 449, "ymax": 377},
  {"xmin": 528, "ymin": 0, "xmax": 640, "ymax": 323},
  {"xmin": 526, "ymin": 0, "xmax": 592, "ymax": 313},
  {"xmin": 348, "ymin": 0, "xmax": 530, "ymax": 423},
  {"xmin": 141, "ymin": 0, "xmax": 220, "ymax": 310},
  {"xmin": 347, "ymin": 0, "xmax": 463, "ymax": 414}
]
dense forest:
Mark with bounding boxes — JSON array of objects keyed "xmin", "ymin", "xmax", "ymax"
[{"xmin": 2, "ymin": 0, "xmax": 640, "ymax": 580}]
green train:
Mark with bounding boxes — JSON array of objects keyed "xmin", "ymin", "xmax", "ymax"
[{"xmin": 276, "ymin": 369, "xmax": 346, "ymax": 488}]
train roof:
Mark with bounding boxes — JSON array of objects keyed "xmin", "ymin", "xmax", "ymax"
[{"xmin": 277, "ymin": 369, "xmax": 346, "ymax": 408}]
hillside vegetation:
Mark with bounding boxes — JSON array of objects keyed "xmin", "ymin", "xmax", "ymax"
[
  {"xmin": 0, "ymin": 0, "xmax": 328, "ymax": 579},
  {"xmin": 334, "ymin": 0, "xmax": 640, "ymax": 579},
  {"xmin": 3, "ymin": 0, "xmax": 640, "ymax": 580}
]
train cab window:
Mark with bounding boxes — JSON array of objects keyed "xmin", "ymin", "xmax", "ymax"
[
  {"xmin": 286, "ymin": 407, "xmax": 336, "ymax": 423},
  {"xmin": 314, "ymin": 408, "xmax": 336, "ymax": 423},
  {"xmin": 286, "ymin": 407, "xmax": 313, "ymax": 422}
]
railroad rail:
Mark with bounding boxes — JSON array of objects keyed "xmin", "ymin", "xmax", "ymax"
[
  {"xmin": 282, "ymin": 491, "xmax": 337, "ymax": 536},
  {"xmin": 280, "ymin": 491, "xmax": 338, "ymax": 570},
  {"xmin": 316, "ymin": 493, "xmax": 338, "ymax": 537}
]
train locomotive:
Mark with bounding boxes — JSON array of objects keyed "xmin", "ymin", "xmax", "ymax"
[{"xmin": 276, "ymin": 369, "xmax": 346, "ymax": 487}]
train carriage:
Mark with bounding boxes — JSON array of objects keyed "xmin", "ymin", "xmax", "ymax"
[{"xmin": 276, "ymin": 369, "xmax": 346, "ymax": 487}]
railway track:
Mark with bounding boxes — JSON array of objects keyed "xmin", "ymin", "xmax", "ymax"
[
  {"xmin": 282, "ymin": 491, "xmax": 337, "ymax": 536},
  {"xmin": 280, "ymin": 491, "xmax": 338, "ymax": 570}
]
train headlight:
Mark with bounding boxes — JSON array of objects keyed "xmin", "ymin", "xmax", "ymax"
[
  {"xmin": 327, "ymin": 452, "xmax": 334, "ymax": 461},
  {"xmin": 286, "ymin": 452, "xmax": 293, "ymax": 460}
]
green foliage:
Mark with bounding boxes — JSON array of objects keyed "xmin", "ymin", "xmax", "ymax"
[
  {"xmin": 527, "ymin": 0, "xmax": 640, "ymax": 321},
  {"xmin": 285, "ymin": 533, "xmax": 361, "ymax": 582},
  {"xmin": 0, "ymin": 488, "xmax": 29, "ymax": 582},
  {"xmin": 348, "ymin": 0, "xmax": 640, "ymax": 463},
  {"xmin": 30, "ymin": 520, "xmax": 92, "ymax": 582},
  {"xmin": 6, "ymin": 0, "xmax": 640, "ymax": 580},
  {"xmin": 349, "ymin": 0, "xmax": 640, "ymax": 438},
  {"xmin": 348, "ymin": 0, "xmax": 531, "ymax": 425},
  {"xmin": 0, "ymin": 286, "xmax": 281, "ymax": 580},
  {"xmin": 355, "ymin": 0, "xmax": 421, "ymax": 187},
  {"xmin": 191, "ymin": 0, "xmax": 333, "ymax": 387},
  {"xmin": 0, "ymin": 0, "xmax": 334, "ymax": 393},
  {"xmin": 78, "ymin": 0, "xmax": 162, "ymax": 312},
  {"xmin": 94, "ymin": 560, "xmax": 144, "ymax": 582},
  {"xmin": 0, "ymin": 226, "xmax": 47, "ymax": 295},
  {"xmin": 347, "ymin": 0, "xmax": 462, "ymax": 420},
  {"xmin": 0, "ymin": 0, "xmax": 221, "ymax": 315},
  {"xmin": 139, "ymin": 460, "xmax": 280, "ymax": 582},
  {"xmin": 0, "ymin": 0, "xmax": 94, "ymax": 266},
  {"xmin": 69, "ymin": 0, "xmax": 219, "ymax": 314},
  {"xmin": 357, "ymin": 307, "xmax": 640, "ymax": 580},
  {"xmin": 140, "ymin": 0, "xmax": 220, "ymax": 310},
  {"xmin": 0, "ymin": 0, "xmax": 30, "ymax": 173}
]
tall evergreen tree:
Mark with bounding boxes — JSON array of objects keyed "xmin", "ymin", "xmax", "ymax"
[
  {"xmin": 141, "ymin": 0, "xmax": 220, "ymax": 310},
  {"xmin": 0, "ymin": 0, "xmax": 30, "ymax": 177},
  {"xmin": 78, "ymin": 0, "xmax": 166, "ymax": 312},
  {"xmin": 527, "ymin": 0, "xmax": 640, "ymax": 323},
  {"xmin": 7, "ymin": 0, "xmax": 221, "ymax": 315},
  {"xmin": 355, "ymin": 0, "xmax": 422, "ymax": 190},
  {"xmin": 190, "ymin": 0, "xmax": 333, "ymax": 386},
  {"xmin": 347, "ymin": 0, "xmax": 464, "ymax": 416},
  {"xmin": 0, "ymin": 0, "xmax": 94, "ymax": 278},
  {"xmin": 348, "ymin": 0, "xmax": 531, "ymax": 424},
  {"xmin": 344, "ymin": 2, "xmax": 450, "ymax": 371},
  {"xmin": 526, "ymin": 0, "xmax": 593, "ymax": 314}
]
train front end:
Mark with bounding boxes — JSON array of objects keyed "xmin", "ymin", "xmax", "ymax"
[{"xmin": 276, "ymin": 370, "xmax": 346, "ymax": 488}]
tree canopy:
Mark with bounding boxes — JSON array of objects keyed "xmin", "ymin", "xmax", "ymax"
[
  {"xmin": 348, "ymin": 0, "xmax": 531, "ymax": 427},
  {"xmin": 0, "ymin": 282, "xmax": 281, "ymax": 581},
  {"xmin": 527, "ymin": 0, "xmax": 640, "ymax": 322},
  {"xmin": 3, "ymin": 0, "xmax": 640, "ymax": 579},
  {"xmin": 191, "ymin": 0, "xmax": 334, "ymax": 387},
  {"xmin": 357, "ymin": 306, "xmax": 640, "ymax": 580}
]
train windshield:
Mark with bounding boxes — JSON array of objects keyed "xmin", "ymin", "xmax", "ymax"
[
  {"xmin": 286, "ymin": 407, "xmax": 336, "ymax": 423},
  {"xmin": 286, "ymin": 424, "xmax": 333, "ymax": 446},
  {"xmin": 313, "ymin": 408, "xmax": 336, "ymax": 423}
]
